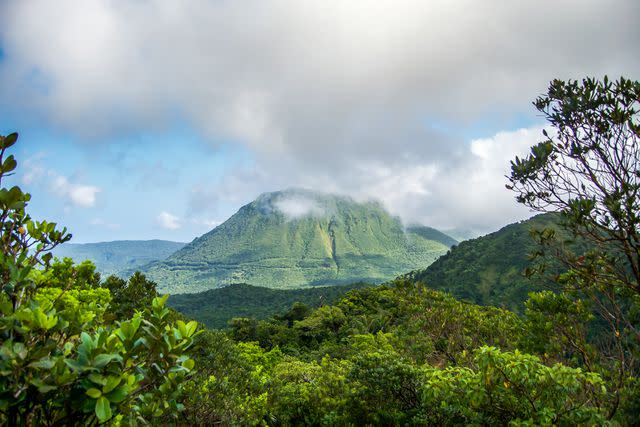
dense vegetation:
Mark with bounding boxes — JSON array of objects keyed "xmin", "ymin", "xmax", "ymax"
[
  {"xmin": 168, "ymin": 282, "xmax": 371, "ymax": 329},
  {"xmin": 174, "ymin": 77, "xmax": 639, "ymax": 425},
  {"xmin": 413, "ymin": 213, "xmax": 563, "ymax": 312},
  {"xmin": 143, "ymin": 189, "xmax": 453, "ymax": 293},
  {"xmin": 54, "ymin": 240, "xmax": 185, "ymax": 276},
  {"xmin": 181, "ymin": 278, "xmax": 630, "ymax": 425},
  {"xmin": 2, "ymin": 76, "xmax": 639, "ymax": 425}
]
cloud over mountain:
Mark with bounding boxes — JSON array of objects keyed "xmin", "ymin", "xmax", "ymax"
[{"xmin": 1, "ymin": 1, "xmax": 638, "ymax": 238}]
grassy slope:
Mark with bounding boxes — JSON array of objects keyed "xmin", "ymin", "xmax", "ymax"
[
  {"xmin": 167, "ymin": 282, "xmax": 372, "ymax": 329},
  {"xmin": 54, "ymin": 240, "xmax": 186, "ymax": 276},
  {"xmin": 146, "ymin": 190, "xmax": 453, "ymax": 293}
]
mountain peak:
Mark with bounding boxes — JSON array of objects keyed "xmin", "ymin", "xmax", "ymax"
[
  {"xmin": 143, "ymin": 189, "xmax": 455, "ymax": 293},
  {"xmin": 249, "ymin": 188, "xmax": 384, "ymax": 221}
]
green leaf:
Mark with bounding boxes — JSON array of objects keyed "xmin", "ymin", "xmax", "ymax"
[
  {"xmin": 95, "ymin": 396, "xmax": 112, "ymax": 422},
  {"xmin": 103, "ymin": 376, "xmax": 121, "ymax": 394},
  {"xmin": 2, "ymin": 155, "xmax": 17, "ymax": 173},
  {"xmin": 182, "ymin": 358, "xmax": 195, "ymax": 370},
  {"xmin": 88, "ymin": 373, "xmax": 107, "ymax": 386},
  {"xmin": 81, "ymin": 332, "xmax": 95, "ymax": 352},
  {"xmin": 105, "ymin": 385, "xmax": 130, "ymax": 403},
  {"xmin": 3, "ymin": 132, "xmax": 18, "ymax": 148},
  {"xmin": 93, "ymin": 353, "xmax": 121, "ymax": 369},
  {"xmin": 185, "ymin": 321, "xmax": 198, "ymax": 337},
  {"xmin": 28, "ymin": 358, "xmax": 56, "ymax": 370},
  {"xmin": 86, "ymin": 388, "xmax": 102, "ymax": 399}
]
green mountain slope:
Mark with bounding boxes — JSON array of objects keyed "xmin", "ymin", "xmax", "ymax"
[
  {"xmin": 54, "ymin": 240, "xmax": 186, "ymax": 276},
  {"xmin": 145, "ymin": 189, "xmax": 455, "ymax": 293},
  {"xmin": 167, "ymin": 282, "xmax": 371, "ymax": 329},
  {"xmin": 412, "ymin": 213, "xmax": 563, "ymax": 312}
]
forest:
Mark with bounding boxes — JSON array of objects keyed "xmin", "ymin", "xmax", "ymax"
[{"xmin": 1, "ymin": 77, "xmax": 639, "ymax": 425}]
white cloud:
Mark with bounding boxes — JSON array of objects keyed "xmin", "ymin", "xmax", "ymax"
[
  {"xmin": 156, "ymin": 211, "xmax": 181, "ymax": 230},
  {"xmin": 21, "ymin": 153, "xmax": 46, "ymax": 185},
  {"xmin": 203, "ymin": 126, "xmax": 543, "ymax": 237},
  {"xmin": 1, "ymin": 1, "xmax": 638, "ymax": 237},
  {"xmin": 1, "ymin": 0, "xmax": 637, "ymax": 147},
  {"xmin": 51, "ymin": 174, "xmax": 101, "ymax": 208},
  {"xmin": 274, "ymin": 195, "xmax": 326, "ymax": 219}
]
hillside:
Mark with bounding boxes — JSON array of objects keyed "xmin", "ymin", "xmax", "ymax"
[
  {"xmin": 54, "ymin": 240, "xmax": 186, "ymax": 276},
  {"xmin": 167, "ymin": 282, "xmax": 371, "ymax": 329},
  {"xmin": 412, "ymin": 213, "xmax": 563, "ymax": 312},
  {"xmin": 145, "ymin": 189, "xmax": 456, "ymax": 293}
]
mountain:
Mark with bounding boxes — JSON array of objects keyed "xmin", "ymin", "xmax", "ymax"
[
  {"xmin": 412, "ymin": 213, "xmax": 563, "ymax": 312},
  {"xmin": 167, "ymin": 282, "xmax": 371, "ymax": 329},
  {"xmin": 144, "ymin": 189, "xmax": 456, "ymax": 293},
  {"xmin": 54, "ymin": 240, "xmax": 186, "ymax": 276}
]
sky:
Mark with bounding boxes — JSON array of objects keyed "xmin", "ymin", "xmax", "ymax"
[{"xmin": 0, "ymin": 0, "xmax": 638, "ymax": 243}]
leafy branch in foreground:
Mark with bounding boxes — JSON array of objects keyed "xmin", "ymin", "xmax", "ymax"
[
  {"xmin": 508, "ymin": 76, "xmax": 640, "ymax": 419},
  {"xmin": 0, "ymin": 132, "xmax": 199, "ymax": 425}
]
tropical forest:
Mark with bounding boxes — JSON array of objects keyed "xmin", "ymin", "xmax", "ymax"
[
  {"xmin": 1, "ymin": 75, "xmax": 639, "ymax": 425},
  {"xmin": 2, "ymin": 1, "xmax": 640, "ymax": 425}
]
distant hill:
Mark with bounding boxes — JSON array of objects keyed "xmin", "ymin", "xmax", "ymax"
[
  {"xmin": 54, "ymin": 240, "xmax": 186, "ymax": 276},
  {"xmin": 167, "ymin": 282, "xmax": 371, "ymax": 329},
  {"xmin": 413, "ymin": 213, "xmax": 563, "ymax": 312},
  {"xmin": 144, "ymin": 189, "xmax": 456, "ymax": 293},
  {"xmin": 406, "ymin": 225, "xmax": 459, "ymax": 248}
]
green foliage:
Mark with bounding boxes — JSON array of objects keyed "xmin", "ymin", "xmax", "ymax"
[
  {"xmin": 180, "ymin": 330, "xmax": 278, "ymax": 426},
  {"xmin": 520, "ymin": 291, "xmax": 596, "ymax": 367},
  {"xmin": 186, "ymin": 277, "xmax": 610, "ymax": 425},
  {"xmin": 143, "ymin": 189, "xmax": 453, "ymax": 293},
  {"xmin": 412, "ymin": 213, "xmax": 564, "ymax": 312},
  {"xmin": 0, "ymin": 133, "xmax": 199, "ymax": 425},
  {"xmin": 102, "ymin": 271, "xmax": 160, "ymax": 320},
  {"xmin": 415, "ymin": 346, "xmax": 607, "ymax": 425},
  {"xmin": 507, "ymin": 77, "xmax": 640, "ymax": 419},
  {"xmin": 168, "ymin": 282, "xmax": 370, "ymax": 329}
]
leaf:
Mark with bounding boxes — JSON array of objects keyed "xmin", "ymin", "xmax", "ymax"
[
  {"xmin": 81, "ymin": 332, "xmax": 95, "ymax": 352},
  {"xmin": 105, "ymin": 385, "xmax": 130, "ymax": 403},
  {"xmin": 182, "ymin": 358, "xmax": 195, "ymax": 370},
  {"xmin": 185, "ymin": 321, "xmax": 198, "ymax": 337},
  {"xmin": 2, "ymin": 155, "xmax": 17, "ymax": 173},
  {"xmin": 4, "ymin": 132, "xmax": 18, "ymax": 147},
  {"xmin": 28, "ymin": 358, "xmax": 56, "ymax": 370},
  {"xmin": 88, "ymin": 373, "xmax": 107, "ymax": 386},
  {"xmin": 95, "ymin": 396, "xmax": 112, "ymax": 422},
  {"xmin": 93, "ymin": 353, "xmax": 121, "ymax": 369},
  {"xmin": 86, "ymin": 388, "xmax": 102, "ymax": 399},
  {"xmin": 103, "ymin": 376, "xmax": 121, "ymax": 394}
]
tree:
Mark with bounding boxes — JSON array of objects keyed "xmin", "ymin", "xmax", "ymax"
[
  {"xmin": 102, "ymin": 271, "xmax": 159, "ymax": 320},
  {"xmin": 507, "ymin": 77, "xmax": 640, "ymax": 418},
  {"xmin": 508, "ymin": 76, "xmax": 640, "ymax": 294},
  {"xmin": 0, "ymin": 133, "xmax": 199, "ymax": 425}
]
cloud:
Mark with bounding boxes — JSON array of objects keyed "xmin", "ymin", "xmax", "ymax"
[
  {"xmin": 2, "ymin": 0, "xmax": 637, "ymax": 145},
  {"xmin": 1, "ymin": 1, "xmax": 638, "ymax": 237},
  {"xmin": 50, "ymin": 174, "xmax": 101, "ymax": 208},
  {"xmin": 201, "ymin": 126, "xmax": 542, "ymax": 236},
  {"xmin": 17, "ymin": 153, "xmax": 102, "ymax": 209},
  {"xmin": 156, "ymin": 211, "xmax": 181, "ymax": 230},
  {"xmin": 273, "ymin": 194, "xmax": 326, "ymax": 219},
  {"xmin": 21, "ymin": 153, "xmax": 46, "ymax": 185}
]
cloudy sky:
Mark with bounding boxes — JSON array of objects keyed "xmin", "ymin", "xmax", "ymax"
[{"xmin": 1, "ymin": 0, "xmax": 638, "ymax": 243}]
